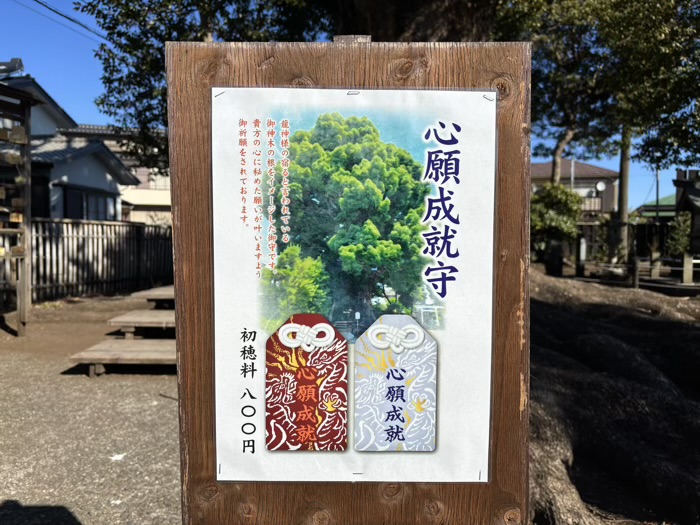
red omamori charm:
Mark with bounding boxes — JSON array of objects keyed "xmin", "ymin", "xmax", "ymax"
[{"xmin": 265, "ymin": 314, "xmax": 347, "ymax": 451}]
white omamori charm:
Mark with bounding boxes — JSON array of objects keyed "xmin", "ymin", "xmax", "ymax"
[{"xmin": 355, "ymin": 314, "xmax": 437, "ymax": 452}]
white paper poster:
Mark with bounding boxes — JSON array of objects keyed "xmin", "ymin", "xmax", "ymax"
[{"xmin": 211, "ymin": 88, "xmax": 497, "ymax": 482}]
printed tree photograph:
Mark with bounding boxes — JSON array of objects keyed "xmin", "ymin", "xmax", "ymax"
[{"xmin": 260, "ymin": 112, "xmax": 443, "ymax": 336}]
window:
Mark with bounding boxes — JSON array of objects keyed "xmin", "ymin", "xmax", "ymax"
[{"xmin": 65, "ymin": 188, "xmax": 116, "ymax": 220}]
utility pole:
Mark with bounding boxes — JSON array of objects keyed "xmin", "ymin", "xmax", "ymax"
[
  {"xmin": 570, "ymin": 157, "xmax": 575, "ymax": 190},
  {"xmin": 655, "ymin": 166, "xmax": 660, "ymax": 224},
  {"xmin": 650, "ymin": 164, "xmax": 662, "ymax": 279}
]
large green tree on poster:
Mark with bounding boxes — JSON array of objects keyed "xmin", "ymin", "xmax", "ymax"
[{"xmin": 263, "ymin": 114, "xmax": 429, "ymax": 326}]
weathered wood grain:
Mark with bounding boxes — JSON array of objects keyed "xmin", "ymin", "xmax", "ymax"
[{"xmin": 167, "ymin": 41, "xmax": 530, "ymax": 525}]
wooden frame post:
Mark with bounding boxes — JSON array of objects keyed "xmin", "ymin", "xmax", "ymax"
[
  {"xmin": 0, "ymin": 83, "xmax": 36, "ymax": 337},
  {"xmin": 19, "ymin": 101, "xmax": 32, "ymax": 336},
  {"xmin": 167, "ymin": 40, "xmax": 530, "ymax": 525}
]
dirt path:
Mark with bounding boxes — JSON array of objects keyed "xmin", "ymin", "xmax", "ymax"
[{"xmin": 0, "ymin": 296, "xmax": 180, "ymax": 525}]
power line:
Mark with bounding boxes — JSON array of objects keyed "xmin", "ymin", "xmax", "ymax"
[
  {"xmin": 11, "ymin": 0, "xmax": 104, "ymax": 44},
  {"xmin": 29, "ymin": 0, "xmax": 108, "ymax": 41},
  {"xmin": 640, "ymin": 173, "xmax": 657, "ymax": 207}
]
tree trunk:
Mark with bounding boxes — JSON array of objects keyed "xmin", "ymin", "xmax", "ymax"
[
  {"xmin": 616, "ymin": 128, "xmax": 632, "ymax": 262},
  {"xmin": 327, "ymin": 0, "xmax": 499, "ymax": 42},
  {"xmin": 551, "ymin": 129, "xmax": 575, "ymax": 184}
]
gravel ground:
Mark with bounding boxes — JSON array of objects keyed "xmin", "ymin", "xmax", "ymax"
[{"xmin": 0, "ymin": 296, "xmax": 181, "ymax": 525}]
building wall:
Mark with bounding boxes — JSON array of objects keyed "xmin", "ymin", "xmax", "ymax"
[
  {"xmin": 2, "ymin": 107, "xmax": 57, "ymax": 135},
  {"xmin": 126, "ymin": 208, "xmax": 172, "ymax": 226},
  {"xmin": 120, "ymin": 185, "xmax": 172, "ymax": 226},
  {"xmin": 604, "ymin": 182, "xmax": 618, "ymax": 214},
  {"xmin": 572, "ymin": 179, "xmax": 618, "ymax": 215},
  {"xmin": 31, "ymin": 105, "xmax": 60, "ymax": 136},
  {"xmin": 50, "ymin": 154, "xmax": 120, "ymax": 192}
]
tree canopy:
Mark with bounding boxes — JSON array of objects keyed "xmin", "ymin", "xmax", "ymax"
[
  {"xmin": 75, "ymin": 0, "xmax": 330, "ymax": 170},
  {"xmin": 263, "ymin": 113, "xmax": 429, "ymax": 324},
  {"xmin": 498, "ymin": 0, "xmax": 700, "ymax": 182},
  {"xmin": 76, "ymin": 0, "xmax": 507, "ymax": 169},
  {"xmin": 79, "ymin": 0, "xmax": 699, "ymax": 177},
  {"xmin": 498, "ymin": 0, "xmax": 699, "ymax": 257},
  {"xmin": 79, "ymin": 0, "xmax": 699, "ymax": 261},
  {"xmin": 497, "ymin": 0, "xmax": 616, "ymax": 182}
]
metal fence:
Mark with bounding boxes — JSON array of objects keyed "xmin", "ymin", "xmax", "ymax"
[{"xmin": 1, "ymin": 218, "xmax": 173, "ymax": 304}]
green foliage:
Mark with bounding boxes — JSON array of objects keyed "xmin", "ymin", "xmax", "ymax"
[
  {"xmin": 497, "ymin": 0, "xmax": 617, "ymax": 165},
  {"xmin": 596, "ymin": 0, "xmax": 700, "ymax": 168},
  {"xmin": 531, "ymin": 183, "xmax": 583, "ymax": 255},
  {"xmin": 667, "ymin": 212, "xmax": 691, "ymax": 258},
  {"xmin": 261, "ymin": 245, "xmax": 331, "ymax": 332},
  {"xmin": 283, "ymin": 113, "xmax": 429, "ymax": 317},
  {"xmin": 497, "ymin": 0, "xmax": 699, "ymax": 259},
  {"xmin": 498, "ymin": 0, "xmax": 700, "ymax": 169},
  {"xmin": 75, "ymin": 0, "xmax": 329, "ymax": 170}
]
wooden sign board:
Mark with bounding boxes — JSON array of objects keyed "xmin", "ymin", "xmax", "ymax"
[{"xmin": 167, "ymin": 41, "xmax": 530, "ymax": 525}]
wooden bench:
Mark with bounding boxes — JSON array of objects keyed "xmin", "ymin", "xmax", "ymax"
[
  {"xmin": 71, "ymin": 339, "xmax": 176, "ymax": 377},
  {"xmin": 107, "ymin": 309, "xmax": 176, "ymax": 338},
  {"xmin": 131, "ymin": 286, "xmax": 175, "ymax": 308}
]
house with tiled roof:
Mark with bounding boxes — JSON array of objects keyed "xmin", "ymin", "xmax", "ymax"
[
  {"xmin": 59, "ymin": 124, "xmax": 172, "ymax": 225},
  {"xmin": 0, "ymin": 75, "xmax": 138, "ymax": 220},
  {"xmin": 531, "ymin": 159, "xmax": 619, "ymax": 223}
]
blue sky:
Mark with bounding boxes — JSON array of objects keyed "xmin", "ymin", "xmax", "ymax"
[{"xmin": 1, "ymin": 0, "xmax": 680, "ymax": 209}]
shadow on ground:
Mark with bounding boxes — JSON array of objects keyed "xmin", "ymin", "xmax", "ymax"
[
  {"xmin": 0, "ymin": 501, "xmax": 82, "ymax": 525},
  {"xmin": 0, "ymin": 315, "xmax": 18, "ymax": 337},
  {"xmin": 530, "ymin": 270, "xmax": 700, "ymax": 525},
  {"xmin": 61, "ymin": 364, "xmax": 177, "ymax": 377}
]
